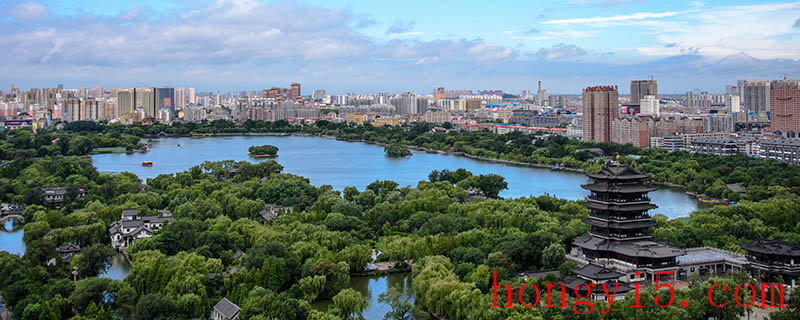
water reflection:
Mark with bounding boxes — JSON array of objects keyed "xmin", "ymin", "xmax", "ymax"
[
  {"xmin": 312, "ymin": 273, "xmax": 414, "ymax": 319},
  {"xmin": 0, "ymin": 219, "xmax": 25, "ymax": 255},
  {"xmin": 99, "ymin": 252, "xmax": 131, "ymax": 280}
]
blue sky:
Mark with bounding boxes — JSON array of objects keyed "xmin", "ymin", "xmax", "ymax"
[{"xmin": 1, "ymin": 0, "xmax": 800, "ymax": 94}]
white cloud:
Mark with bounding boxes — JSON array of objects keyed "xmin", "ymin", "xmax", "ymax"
[
  {"xmin": 467, "ymin": 43, "xmax": 514, "ymax": 64},
  {"xmin": 542, "ymin": 10, "xmax": 690, "ymax": 25},
  {"xmin": 536, "ymin": 44, "xmax": 586, "ymax": 60},
  {"xmin": 10, "ymin": 2, "xmax": 48, "ymax": 20},
  {"xmin": 388, "ymin": 32, "xmax": 424, "ymax": 37}
]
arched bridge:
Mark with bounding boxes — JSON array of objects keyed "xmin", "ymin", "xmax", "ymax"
[{"xmin": 0, "ymin": 214, "xmax": 24, "ymax": 224}]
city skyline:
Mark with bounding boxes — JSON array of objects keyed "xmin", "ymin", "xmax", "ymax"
[{"xmin": 1, "ymin": 0, "xmax": 800, "ymax": 93}]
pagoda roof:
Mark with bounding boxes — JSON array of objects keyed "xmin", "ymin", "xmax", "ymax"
[
  {"xmin": 573, "ymin": 236, "xmax": 685, "ymax": 259},
  {"xmin": 582, "ymin": 218, "xmax": 657, "ymax": 230},
  {"xmin": 584, "ymin": 201, "xmax": 657, "ymax": 212},
  {"xmin": 741, "ymin": 239, "xmax": 800, "ymax": 257},
  {"xmin": 587, "ymin": 163, "xmax": 649, "ymax": 181},
  {"xmin": 572, "ymin": 263, "xmax": 624, "ymax": 280},
  {"xmin": 581, "ymin": 182, "xmax": 656, "ymax": 193}
]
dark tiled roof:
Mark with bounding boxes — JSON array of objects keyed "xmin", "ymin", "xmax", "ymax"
[
  {"xmin": 742, "ymin": 239, "xmax": 800, "ymax": 257},
  {"xmin": 573, "ymin": 236, "xmax": 685, "ymax": 259},
  {"xmin": 122, "ymin": 208, "xmax": 138, "ymax": 216},
  {"xmin": 582, "ymin": 218, "xmax": 657, "ymax": 230},
  {"xmin": 572, "ymin": 263, "xmax": 623, "ymax": 280},
  {"xmin": 584, "ymin": 201, "xmax": 657, "ymax": 212},
  {"xmin": 56, "ymin": 242, "xmax": 81, "ymax": 253},
  {"xmin": 581, "ymin": 182, "xmax": 656, "ymax": 194},
  {"xmin": 587, "ymin": 163, "xmax": 649, "ymax": 181},
  {"xmin": 214, "ymin": 298, "xmax": 241, "ymax": 319}
]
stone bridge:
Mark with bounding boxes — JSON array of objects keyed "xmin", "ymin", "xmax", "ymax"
[{"xmin": 0, "ymin": 214, "xmax": 24, "ymax": 225}]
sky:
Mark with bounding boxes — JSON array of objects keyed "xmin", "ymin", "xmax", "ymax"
[{"xmin": 1, "ymin": 0, "xmax": 800, "ymax": 94}]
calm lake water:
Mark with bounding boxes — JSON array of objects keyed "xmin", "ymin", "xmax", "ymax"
[
  {"xmin": 0, "ymin": 220, "xmax": 25, "ymax": 256},
  {"xmin": 0, "ymin": 219, "xmax": 129, "ymax": 279},
  {"xmin": 92, "ymin": 135, "xmax": 703, "ymax": 219},
  {"xmin": 311, "ymin": 273, "xmax": 414, "ymax": 319}
]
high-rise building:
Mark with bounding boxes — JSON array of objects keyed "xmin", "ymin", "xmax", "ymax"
[
  {"xmin": 725, "ymin": 94, "xmax": 741, "ymax": 113},
  {"xmin": 685, "ymin": 91, "xmax": 694, "ymax": 108},
  {"xmin": 640, "ymin": 95, "xmax": 659, "ymax": 116},
  {"xmin": 175, "ymin": 87, "xmax": 186, "ymax": 110},
  {"xmin": 117, "ymin": 89, "xmax": 135, "ymax": 116},
  {"xmin": 90, "ymin": 86, "xmax": 104, "ymax": 99},
  {"xmin": 155, "ymin": 87, "xmax": 175, "ymax": 116},
  {"xmin": 312, "ymin": 90, "xmax": 326, "ymax": 100},
  {"xmin": 290, "ymin": 83, "xmax": 301, "ymax": 99},
  {"xmin": 770, "ymin": 79, "xmax": 800, "ymax": 134},
  {"xmin": 188, "ymin": 88, "xmax": 196, "ymax": 105},
  {"xmin": 630, "ymin": 80, "xmax": 658, "ymax": 104},
  {"xmin": 391, "ymin": 92, "xmax": 418, "ymax": 115},
  {"xmin": 83, "ymin": 98, "xmax": 99, "ymax": 120},
  {"xmin": 435, "ymin": 87, "xmax": 445, "ymax": 100},
  {"xmin": 742, "ymin": 80, "xmax": 771, "ymax": 112},
  {"xmin": 582, "ymin": 86, "xmax": 619, "ymax": 143},
  {"xmin": 65, "ymin": 97, "xmax": 81, "ymax": 121},
  {"xmin": 139, "ymin": 88, "xmax": 156, "ymax": 118}
]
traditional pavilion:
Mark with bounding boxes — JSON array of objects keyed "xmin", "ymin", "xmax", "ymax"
[
  {"xmin": 571, "ymin": 160, "xmax": 685, "ymax": 283},
  {"xmin": 742, "ymin": 239, "xmax": 800, "ymax": 288}
]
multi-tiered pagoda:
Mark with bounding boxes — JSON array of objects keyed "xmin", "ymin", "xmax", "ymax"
[{"xmin": 572, "ymin": 161, "xmax": 684, "ymax": 283}]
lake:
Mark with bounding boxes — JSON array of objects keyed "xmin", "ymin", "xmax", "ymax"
[
  {"xmin": 311, "ymin": 273, "xmax": 415, "ymax": 319},
  {"xmin": 91, "ymin": 135, "xmax": 704, "ymax": 219},
  {"xmin": 0, "ymin": 220, "xmax": 24, "ymax": 256},
  {"xmin": 0, "ymin": 219, "xmax": 130, "ymax": 280}
]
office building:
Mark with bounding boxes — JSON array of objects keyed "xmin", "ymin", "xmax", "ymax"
[
  {"xmin": 726, "ymin": 94, "xmax": 741, "ymax": 113},
  {"xmin": 435, "ymin": 87, "xmax": 445, "ymax": 100},
  {"xmin": 155, "ymin": 87, "xmax": 175, "ymax": 116},
  {"xmin": 175, "ymin": 87, "xmax": 186, "ymax": 110},
  {"xmin": 139, "ymin": 88, "xmax": 156, "ymax": 118},
  {"xmin": 188, "ymin": 88, "xmax": 196, "ymax": 105},
  {"xmin": 290, "ymin": 83, "xmax": 301, "ymax": 99},
  {"xmin": 630, "ymin": 80, "xmax": 657, "ymax": 104},
  {"xmin": 312, "ymin": 90, "xmax": 326, "ymax": 100},
  {"xmin": 582, "ymin": 86, "xmax": 619, "ymax": 143},
  {"xmin": 639, "ymin": 95, "xmax": 659, "ymax": 116},
  {"xmin": 770, "ymin": 79, "xmax": 800, "ymax": 134},
  {"xmin": 117, "ymin": 89, "xmax": 135, "ymax": 116},
  {"xmin": 742, "ymin": 80, "xmax": 771, "ymax": 112}
]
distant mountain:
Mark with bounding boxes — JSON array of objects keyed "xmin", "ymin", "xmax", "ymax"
[{"xmin": 714, "ymin": 52, "xmax": 760, "ymax": 69}]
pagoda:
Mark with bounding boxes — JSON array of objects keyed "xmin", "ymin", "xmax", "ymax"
[{"xmin": 571, "ymin": 160, "xmax": 684, "ymax": 283}]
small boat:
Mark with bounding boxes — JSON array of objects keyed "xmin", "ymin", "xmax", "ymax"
[
  {"xmin": 698, "ymin": 197, "xmax": 729, "ymax": 205},
  {"xmin": 142, "ymin": 161, "xmax": 153, "ymax": 167}
]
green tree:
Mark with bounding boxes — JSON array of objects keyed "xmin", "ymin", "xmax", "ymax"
[
  {"xmin": 72, "ymin": 244, "xmax": 115, "ymax": 278},
  {"xmin": 378, "ymin": 287, "xmax": 413, "ymax": 320},
  {"xmin": 330, "ymin": 288, "xmax": 369, "ymax": 320}
]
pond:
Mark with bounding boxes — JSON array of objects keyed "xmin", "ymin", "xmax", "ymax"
[{"xmin": 311, "ymin": 273, "xmax": 414, "ymax": 319}]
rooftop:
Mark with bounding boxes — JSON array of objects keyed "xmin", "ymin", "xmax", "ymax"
[
  {"xmin": 213, "ymin": 298, "xmax": 241, "ymax": 319},
  {"xmin": 742, "ymin": 239, "xmax": 800, "ymax": 257}
]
